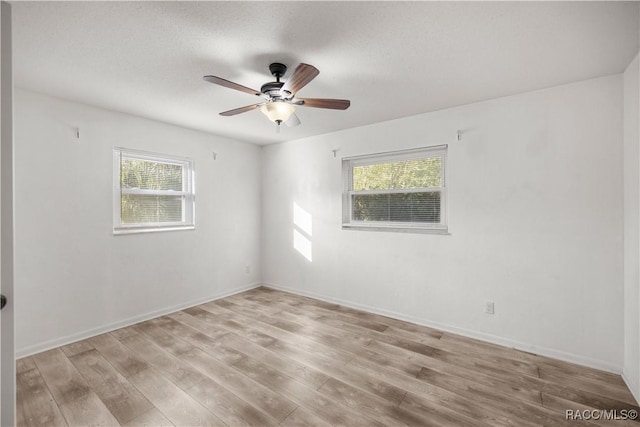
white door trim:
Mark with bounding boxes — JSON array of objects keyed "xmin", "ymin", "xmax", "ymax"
[{"xmin": 0, "ymin": 2, "xmax": 15, "ymax": 425}]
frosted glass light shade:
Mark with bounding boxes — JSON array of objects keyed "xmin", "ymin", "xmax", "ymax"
[{"xmin": 260, "ymin": 101, "xmax": 295, "ymax": 123}]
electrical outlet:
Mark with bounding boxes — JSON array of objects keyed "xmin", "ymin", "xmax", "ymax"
[
  {"xmin": 245, "ymin": 265, "xmax": 251, "ymax": 274},
  {"xmin": 485, "ymin": 301, "xmax": 495, "ymax": 315}
]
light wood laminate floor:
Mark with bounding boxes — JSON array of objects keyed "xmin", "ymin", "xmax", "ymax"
[{"xmin": 17, "ymin": 287, "xmax": 639, "ymax": 426}]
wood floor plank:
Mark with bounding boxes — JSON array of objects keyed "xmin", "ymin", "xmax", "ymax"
[
  {"xmin": 211, "ymin": 299, "xmax": 375, "ymax": 355},
  {"xmin": 16, "ymin": 368, "xmax": 67, "ymax": 427},
  {"xmin": 32, "ymin": 348, "xmax": 121, "ymax": 426},
  {"xmin": 165, "ymin": 311, "xmax": 229, "ymax": 341},
  {"xmin": 432, "ymin": 334, "xmax": 549, "ymax": 377},
  {"xmin": 318, "ymin": 376, "xmax": 471, "ymax": 427},
  {"xmin": 267, "ymin": 333, "xmax": 535, "ymax": 426},
  {"xmin": 351, "ymin": 343, "xmax": 541, "ymax": 427},
  {"xmin": 310, "ymin": 310, "xmax": 541, "ymax": 379},
  {"xmin": 410, "ymin": 365, "xmax": 589, "ymax": 427},
  {"xmin": 58, "ymin": 394, "xmax": 120, "ymax": 427},
  {"xmin": 259, "ymin": 289, "xmax": 550, "ymax": 381},
  {"xmin": 364, "ymin": 338, "xmax": 639, "ymax": 416},
  {"xmin": 16, "ymin": 356, "xmax": 37, "ymax": 374},
  {"xmin": 122, "ymin": 408, "xmax": 174, "ymax": 427},
  {"xmin": 117, "ymin": 332, "xmax": 207, "ymax": 391},
  {"xmin": 349, "ymin": 355, "xmax": 570, "ymax": 427},
  {"xmin": 256, "ymin": 288, "xmax": 444, "ymax": 338},
  {"xmin": 32, "ymin": 348, "xmax": 93, "ymax": 406},
  {"xmin": 428, "ymin": 346, "xmax": 540, "ymax": 379},
  {"xmin": 19, "ymin": 287, "xmax": 637, "ymax": 427},
  {"xmin": 297, "ymin": 303, "xmax": 544, "ymax": 383},
  {"xmin": 138, "ymin": 317, "xmax": 298, "ymax": 423},
  {"xmin": 438, "ymin": 331, "xmax": 629, "ymax": 396},
  {"xmin": 266, "ymin": 340, "xmax": 353, "ymax": 376},
  {"xmin": 225, "ymin": 293, "xmax": 286, "ymax": 317},
  {"xmin": 88, "ymin": 334, "xmax": 149, "ymax": 378},
  {"xmin": 535, "ymin": 356, "xmax": 627, "ymax": 387},
  {"xmin": 533, "ymin": 375, "xmax": 639, "ymax": 414},
  {"xmin": 177, "ymin": 308, "xmax": 319, "ymax": 377},
  {"xmin": 265, "ymin": 339, "xmax": 409, "ymax": 406},
  {"xmin": 153, "ymin": 315, "xmax": 245, "ymax": 365},
  {"xmin": 191, "ymin": 305, "xmax": 278, "ymax": 347},
  {"xmin": 417, "ymin": 366, "xmax": 542, "ymax": 405},
  {"xmin": 364, "ymin": 339, "xmax": 543, "ymax": 405},
  {"xmin": 68, "ymin": 349, "xmax": 153, "ymax": 424},
  {"xmin": 233, "ymin": 356, "xmax": 385, "ymax": 427},
  {"xmin": 439, "ymin": 332, "xmax": 542, "ymax": 360},
  {"xmin": 538, "ymin": 365, "xmax": 637, "ymax": 405},
  {"xmin": 214, "ymin": 330, "xmax": 330, "ymax": 390},
  {"xmin": 258, "ymin": 303, "xmax": 439, "ymax": 360},
  {"xmin": 127, "ymin": 367, "xmax": 225, "ymax": 427},
  {"xmin": 400, "ymin": 390, "xmax": 540, "ymax": 427},
  {"xmin": 130, "ymin": 321, "xmax": 195, "ymax": 356},
  {"xmin": 189, "ymin": 304, "xmax": 355, "ymax": 365},
  {"xmin": 279, "ymin": 406, "xmax": 333, "ymax": 427},
  {"xmin": 248, "ymin": 293, "xmax": 392, "ymax": 333},
  {"xmin": 61, "ymin": 340, "xmax": 94, "ymax": 358},
  {"xmin": 185, "ymin": 376, "xmax": 280, "ymax": 426},
  {"xmin": 109, "ymin": 326, "xmax": 139, "ymax": 342},
  {"xmin": 179, "ymin": 346, "xmax": 298, "ymax": 422}
]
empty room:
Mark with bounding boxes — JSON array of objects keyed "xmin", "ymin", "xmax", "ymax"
[{"xmin": 0, "ymin": 1, "xmax": 640, "ymax": 426}]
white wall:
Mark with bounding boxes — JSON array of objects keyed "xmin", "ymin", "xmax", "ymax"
[
  {"xmin": 262, "ymin": 75, "xmax": 624, "ymax": 372},
  {"xmin": 14, "ymin": 89, "xmax": 262, "ymax": 356},
  {"xmin": 624, "ymin": 53, "xmax": 640, "ymax": 400}
]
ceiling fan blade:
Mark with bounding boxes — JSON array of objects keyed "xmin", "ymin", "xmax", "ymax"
[
  {"xmin": 296, "ymin": 98, "xmax": 350, "ymax": 110},
  {"xmin": 219, "ymin": 103, "xmax": 264, "ymax": 116},
  {"xmin": 203, "ymin": 75, "xmax": 261, "ymax": 96},
  {"xmin": 285, "ymin": 113, "xmax": 301, "ymax": 127},
  {"xmin": 281, "ymin": 63, "xmax": 319, "ymax": 96}
]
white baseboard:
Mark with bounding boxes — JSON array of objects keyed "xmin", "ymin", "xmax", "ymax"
[
  {"xmin": 623, "ymin": 369, "xmax": 640, "ymax": 405},
  {"xmin": 16, "ymin": 282, "xmax": 261, "ymax": 358},
  {"xmin": 262, "ymin": 282, "xmax": 623, "ymax": 375}
]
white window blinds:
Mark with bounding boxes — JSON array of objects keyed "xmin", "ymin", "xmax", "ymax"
[
  {"xmin": 343, "ymin": 146, "xmax": 447, "ymax": 232},
  {"xmin": 113, "ymin": 148, "xmax": 195, "ymax": 234}
]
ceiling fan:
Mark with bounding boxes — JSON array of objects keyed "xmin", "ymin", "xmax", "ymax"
[{"xmin": 203, "ymin": 62, "xmax": 350, "ymax": 131}]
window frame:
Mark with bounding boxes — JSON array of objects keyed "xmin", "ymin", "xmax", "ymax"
[
  {"xmin": 342, "ymin": 145, "xmax": 448, "ymax": 233},
  {"xmin": 113, "ymin": 147, "xmax": 195, "ymax": 235}
]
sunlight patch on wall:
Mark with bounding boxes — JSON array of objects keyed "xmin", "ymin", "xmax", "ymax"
[
  {"xmin": 293, "ymin": 202, "xmax": 312, "ymax": 262},
  {"xmin": 293, "ymin": 229, "xmax": 312, "ymax": 262},
  {"xmin": 293, "ymin": 202, "xmax": 313, "ymax": 236}
]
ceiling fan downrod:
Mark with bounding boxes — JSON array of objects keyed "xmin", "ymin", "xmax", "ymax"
[{"xmin": 269, "ymin": 63, "xmax": 287, "ymax": 83}]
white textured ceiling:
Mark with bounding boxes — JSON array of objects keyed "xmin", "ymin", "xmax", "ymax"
[{"xmin": 12, "ymin": 1, "xmax": 640, "ymax": 145}]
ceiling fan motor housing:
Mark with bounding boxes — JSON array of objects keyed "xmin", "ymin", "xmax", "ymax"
[
  {"xmin": 262, "ymin": 63, "xmax": 292, "ymax": 99},
  {"xmin": 261, "ymin": 81, "xmax": 287, "ymax": 98}
]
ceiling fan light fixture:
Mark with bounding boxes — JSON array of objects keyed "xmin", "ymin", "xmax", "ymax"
[{"xmin": 260, "ymin": 101, "xmax": 296, "ymax": 123}]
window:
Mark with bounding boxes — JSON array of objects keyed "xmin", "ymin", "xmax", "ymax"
[
  {"xmin": 342, "ymin": 146, "xmax": 447, "ymax": 233},
  {"xmin": 113, "ymin": 148, "xmax": 195, "ymax": 234}
]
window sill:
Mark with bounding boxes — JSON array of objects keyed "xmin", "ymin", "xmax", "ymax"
[
  {"xmin": 342, "ymin": 224, "xmax": 450, "ymax": 235},
  {"xmin": 113, "ymin": 225, "xmax": 195, "ymax": 235}
]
